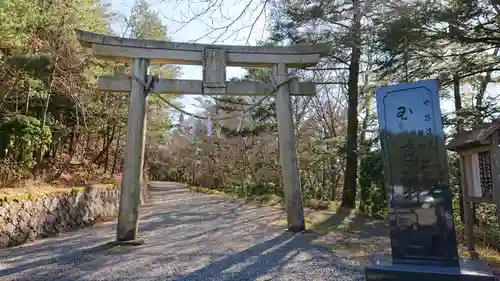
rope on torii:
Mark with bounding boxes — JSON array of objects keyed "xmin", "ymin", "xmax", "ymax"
[
  {"xmin": 130, "ymin": 66, "xmax": 303, "ymax": 123},
  {"xmin": 134, "ymin": 71, "xmax": 293, "ymax": 138},
  {"xmin": 149, "ymin": 75, "xmax": 292, "ymax": 122}
]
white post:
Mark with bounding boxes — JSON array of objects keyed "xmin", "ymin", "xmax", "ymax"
[
  {"xmin": 116, "ymin": 57, "xmax": 149, "ymax": 242},
  {"xmin": 140, "ymin": 68, "xmax": 151, "ymax": 186},
  {"xmin": 140, "ymin": 107, "xmax": 148, "ymax": 183},
  {"xmin": 273, "ymin": 62, "xmax": 306, "ymax": 232}
]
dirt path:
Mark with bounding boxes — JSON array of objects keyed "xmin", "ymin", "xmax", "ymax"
[{"xmin": 0, "ymin": 182, "xmax": 394, "ymax": 281}]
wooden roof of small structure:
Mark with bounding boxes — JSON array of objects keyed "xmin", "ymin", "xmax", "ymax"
[{"xmin": 447, "ymin": 119, "xmax": 500, "ymax": 151}]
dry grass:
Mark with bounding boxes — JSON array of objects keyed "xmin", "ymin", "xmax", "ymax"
[
  {"xmin": 273, "ymin": 207, "xmax": 500, "ymax": 270},
  {"xmin": 93, "ymin": 215, "xmax": 119, "ymax": 224},
  {"xmin": 0, "ymin": 167, "xmax": 122, "ymax": 197},
  {"xmin": 52, "ymin": 167, "xmax": 121, "ymax": 187},
  {"xmin": 459, "ymin": 245, "xmax": 500, "ymax": 269},
  {"xmin": 0, "ymin": 179, "xmax": 67, "ymax": 195},
  {"xmin": 0, "ymin": 180, "xmax": 118, "ymax": 198}
]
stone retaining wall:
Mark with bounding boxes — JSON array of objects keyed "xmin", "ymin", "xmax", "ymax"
[{"xmin": 0, "ymin": 182, "xmax": 150, "ymax": 248}]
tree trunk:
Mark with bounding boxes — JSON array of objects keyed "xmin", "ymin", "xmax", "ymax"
[
  {"xmin": 93, "ymin": 125, "xmax": 116, "ymax": 165},
  {"xmin": 111, "ymin": 128, "xmax": 122, "ymax": 177},
  {"xmin": 359, "ymin": 92, "xmax": 373, "ymax": 155},
  {"xmin": 33, "ymin": 93, "xmax": 52, "ymax": 179},
  {"xmin": 48, "ymin": 138, "xmax": 79, "ymax": 182},
  {"xmin": 104, "ymin": 125, "xmax": 116, "ymax": 173},
  {"xmin": 120, "ymin": 157, "xmax": 124, "ymax": 173},
  {"xmin": 25, "ymin": 85, "xmax": 31, "ymax": 114},
  {"xmin": 81, "ymin": 133, "xmax": 91, "ymax": 162},
  {"xmin": 454, "ymin": 75, "xmax": 463, "ymax": 132},
  {"xmin": 453, "ymin": 74, "xmax": 465, "ymax": 223},
  {"xmin": 341, "ymin": 0, "xmax": 362, "ymax": 209},
  {"xmin": 68, "ymin": 130, "xmax": 76, "ymax": 155},
  {"xmin": 328, "ymin": 142, "xmax": 338, "ymax": 201},
  {"xmin": 52, "ymin": 137, "xmax": 59, "ymax": 159},
  {"xmin": 358, "ymin": 92, "xmax": 373, "ymax": 212}
]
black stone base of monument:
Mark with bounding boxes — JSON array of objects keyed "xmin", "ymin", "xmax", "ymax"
[{"xmin": 365, "ymin": 256, "xmax": 495, "ymax": 281}]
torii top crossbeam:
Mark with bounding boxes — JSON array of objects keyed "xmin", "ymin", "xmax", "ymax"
[{"xmin": 75, "ymin": 30, "xmax": 331, "ymax": 68}]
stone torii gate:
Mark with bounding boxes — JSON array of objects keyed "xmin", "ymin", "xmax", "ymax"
[{"xmin": 75, "ymin": 30, "xmax": 330, "ymax": 243}]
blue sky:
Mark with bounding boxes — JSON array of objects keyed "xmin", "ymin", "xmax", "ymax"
[{"xmin": 108, "ymin": 0, "xmax": 269, "ymax": 114}]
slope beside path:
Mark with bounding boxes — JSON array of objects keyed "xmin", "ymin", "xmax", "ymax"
[{"xmin": 0, "ymin": 181, "xmax": 390, "ymax": 281}]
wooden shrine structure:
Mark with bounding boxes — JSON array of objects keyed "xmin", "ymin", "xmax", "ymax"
[
  {"xmin": 447, "ymin": 120, "xmax": 500, "ymax": 254},
  {"xmin": 75, "ymin": 29, "xmax": 331, "ymax": 243}
]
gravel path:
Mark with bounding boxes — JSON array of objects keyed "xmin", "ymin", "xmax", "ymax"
[{"xmin": 0, "ymin": 182, "xmax": 390, "ymax": 281}]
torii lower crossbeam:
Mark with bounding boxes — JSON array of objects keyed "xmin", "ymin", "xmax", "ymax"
[{"xmin": 98, "ymin": 76, "xmax": 316, "ymax": 96}]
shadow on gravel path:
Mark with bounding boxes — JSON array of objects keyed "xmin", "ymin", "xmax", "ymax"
[
  {"xmin": 170, "ymin": 204, "xmax": 390, "ymax": 281},
  {"xmin": 0, "ymin": 181, "xmax": 390, "ymax": 281}
]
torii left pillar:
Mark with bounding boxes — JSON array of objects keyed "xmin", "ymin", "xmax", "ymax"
[{"xmin": 116, "ymin": 57, "xmax": 149, "ymax": 243}]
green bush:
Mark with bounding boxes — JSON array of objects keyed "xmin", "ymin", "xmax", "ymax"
[
  {"xmin": 358, "ymin": 150, "xmax": 387, "ymax": 219},
  {"xmin": 0, "ymin": 114, "xmax": 51, "ymax": 169}
]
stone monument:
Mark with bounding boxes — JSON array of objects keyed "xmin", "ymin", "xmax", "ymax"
[{"xmin": 365, "ymin": 79, "xmax": 495, "ymax": 281}]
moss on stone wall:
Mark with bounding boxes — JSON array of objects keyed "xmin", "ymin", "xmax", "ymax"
[
  {"xmin": 0, "ymin": 182, "xmax": 140, "ymax": 248},
  {"xmin": 0, "ymin": 183, "xmax": 119, "ymax": 203}
]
